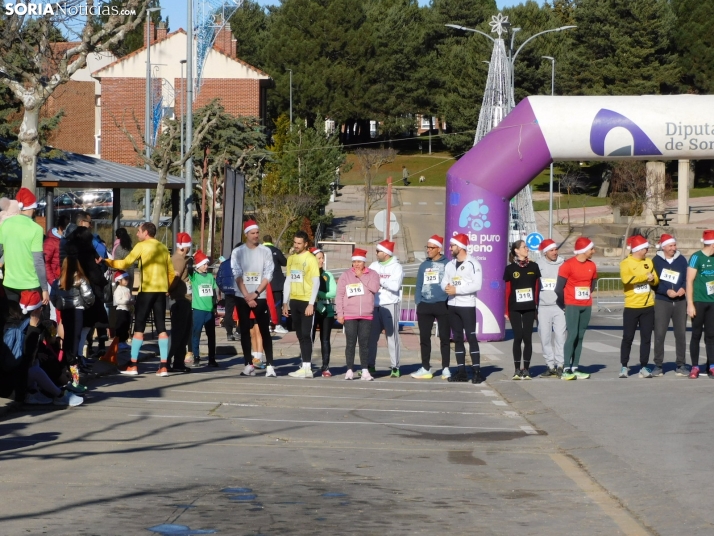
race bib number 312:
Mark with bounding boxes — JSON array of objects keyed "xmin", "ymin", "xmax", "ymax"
[{"xmin": 244, "ymin": 272, "xmax": 260, "ymax": 284}]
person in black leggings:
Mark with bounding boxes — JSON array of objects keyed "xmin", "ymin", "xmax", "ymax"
[
  {"xmin": 503, "ymin": 240, "xmax": 541, "ymax": 380},
  {"xmin": 309, "ymin": 249, "xmax": 336, "ymax": 376}
]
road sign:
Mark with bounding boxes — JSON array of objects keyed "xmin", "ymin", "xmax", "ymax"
[
  {"xmin": 526, "ymin": 232, "xmax": 544, "ymax": 251},
  {"xmin": 374, "ymin": 210, "xmax": 399, "ymax": 238}
]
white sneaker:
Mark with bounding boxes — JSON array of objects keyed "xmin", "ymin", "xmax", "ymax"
[
  {"xmin": 360, "ymin": 370, "xmax": 374, "ymax": 381},
  {"xmin": 241, "ymin": 364, "xmax": 256, "ymax": 376},
  {"xmin": 266, "ymin": 365, "xmax": 277, "ymax": 377},
  {"xmin": 344, "ymin": 369, "xmax": 354, "ymax": 380},
  {"xmin": 54, "ymin": 391, "xmax": 84, "ymax": 407},
  {"xmin": 411, "ymin": 367, "xmax": 432, "ymax": 379},
  {"xmin": 288, "ymin": 367, "xmax": 312, "ymax": 378},
  {"xmin": 25, "ymin": 391, "xmax": 53, "ymax": 405},
  {"xmin": 274, "ymin": 325, "xmax": 289, "ymax": 334},
  {"xmin": 441, "ymin": 367, "xmax": 452, "ymax": 380}
]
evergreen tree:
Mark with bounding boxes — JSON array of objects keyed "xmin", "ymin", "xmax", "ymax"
[
  {"xmin": 671, "ymin": 0, "xmax": 714, "ymax": 94},
  {"xmin": 228, "ymin": 0, "xmax": 270, "ymax": 70}
]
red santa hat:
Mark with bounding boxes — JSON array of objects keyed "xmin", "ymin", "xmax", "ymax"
[
  {"xmin": 113, "ymin": 270, "xmax": 129, "ymax": 283},
  {"xmin": 16, "ymin": 187, "xmax": 37, "ymax": 210},
  {"xmin": 19, "ymin": 290, "xmax": 42, "ymax": 314},
  {"xmin": 352, "ymin": 248, "xmax": 367, "ymax": 262},
  {"xmin": 176, "ymin": 232, "xmax": 192, "ymax": 249},
  {"xmin": 243, "ymin": 220, "xmax": 259, "ymax": 234},
  {"xmin": 656, "ymin": 234, "xmax": 676, "ymax": 249},
  {"xmin": 626, "ymin": 235, "xmax": 649, "ymax": 253},
  {"xmin": 450, "ymin": 233, "xmax": 469, "ymax": 250},
  {"xmin": 538, "ymin": 238, "xmax": 557, "ymax": 253},
  {"xmin": 702, "ymin": 230, "xmax": 714, "ymax": 245},
  {"xmin": 194, "ymin": 250, "xmax": 209, "ymax": 268},
  {"xmin": 573, "ymin": 237, "xmax": 594, "ymax": 255},
  {"xmin": 376, "ymin": 240, "xmax": 395, "ymax": 256},
  {"xmin": 309, "ymin": 247, "xmax": 322, "ymax": 255},
  {"xmin": 427, "ymin": 235, "xmax": 443, "ymax": 248}
]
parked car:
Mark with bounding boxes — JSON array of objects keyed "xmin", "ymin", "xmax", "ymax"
[{"xmin": 36, "ymin": 192, "xmax": 84, "ymax": 218}]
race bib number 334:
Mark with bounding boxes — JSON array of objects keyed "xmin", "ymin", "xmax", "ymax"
[{"xmin": 290, "ymin": 270, "xmax": 304, "ymax": 283}]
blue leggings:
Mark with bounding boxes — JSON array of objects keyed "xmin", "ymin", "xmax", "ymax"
[{"xmin": 192, "ymin": 309, "xmax": 215, "ymax": 359}]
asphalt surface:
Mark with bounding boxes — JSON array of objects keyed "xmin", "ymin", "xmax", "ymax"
[{"xmin": 0, "ymin": 310, "xmax": 711, "ymax": 535}]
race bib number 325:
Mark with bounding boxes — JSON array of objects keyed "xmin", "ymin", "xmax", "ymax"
[{"xmin": 423, "ymin": 270, "xmax": 438, "ymax": 285}]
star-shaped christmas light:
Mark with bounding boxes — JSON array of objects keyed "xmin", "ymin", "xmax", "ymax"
[{"xmin": 489, "ymin": 13, "xmax": 509, "ymax": 37}]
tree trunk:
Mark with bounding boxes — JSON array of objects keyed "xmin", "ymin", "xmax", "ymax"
[
  {"xmin": 18, "ymin": 106, "xmax": 42, "ymax": 191},
  {"xmin": 151, "ymin": 169, "xmax": 168, "ymax": 227}
]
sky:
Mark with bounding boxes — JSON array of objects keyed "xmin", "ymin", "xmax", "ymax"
[{"xmin": 162, "ymin": 0, "xmax": 542, "ymax": 34}]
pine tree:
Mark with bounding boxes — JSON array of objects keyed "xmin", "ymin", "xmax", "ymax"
[{"xmin": 671, "ymin": 0, "xmax": 714, "ymax": 94}]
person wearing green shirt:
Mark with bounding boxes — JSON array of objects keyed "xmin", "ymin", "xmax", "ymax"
[
  {"xmin": 686, "ymin": 230, "xmax": 714, "ymax": 379},
  {"xmin": 190, "ymin": 250, "xmax": 218, "ymax": 368},
  {"xmin": 310, "ymin": 247, "xmax": 336, "ymax": 377}
]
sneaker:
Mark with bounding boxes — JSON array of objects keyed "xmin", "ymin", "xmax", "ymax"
[
  {"xmin": 441, "ymin": 367, "xmax": 451, "ymax": 380},
  {"xmin": 241, "ymin": 364, "xmax": 256, "ymax": 376},
  {"xmin": 121, "ymin": 364, "xmax": 139, "ymax": 375},
  {"xmin": 541, "ymin": 367, "xmax": 558, "ymax": 378},
  {"xmin": 344, "ymin": 369, "xmax": 354, "ymax": 380},
  {"xmin": 556, "ymin": 366, "xmax": 564, "ymax": 378},
  {"xmin": 266, "ymin": 365, "xmax": 277, "ymax": 377},
  {"xmin": 561, "ymin": 369, "xmax": 576, "ymax": 381},
  {"xmin": 54, "ymin": 391, "xmax": 84, "ymax": 407},
  {"xmin": 652, "ymin": 365, "xmax": 664, "ymax": 377},
  {"xmin": 619, "ymin": 367, "xmax": 628, "ymax": 379},
  {"xmin": 471, "ymin": 368, "xmax": 484, "ymax": 384},
  {"xmin": 639, "ymin": 366, "xmax": 652, "ymax": 379},
  {"xmin": 512, "ymin": 370, "xmax": 522, "ymax": 380},
  {"xmin": 390, "ymin": 368, "xmax": 401, "ymax": 378},
  {"xmin": 25, "ymin": 391, "xmax": 53, "ymax": 405},
  {"xmin": 573, "ymin": 370, "xmax": 591, "ymax": 380},
  {"xmin": 156, "ymin": 366, "xmax": 169, "ymax": 377},
  {"xmin": 321, "ymin": 369, "xmax": 332, "ymax": 377},
  {"xmin": 184, "ymin": 353, "xmax": 195, "ymax": 366},
  {"xmin": 521, "ymin": 369, "xmax": 532, "ymax": 380},
  {"xmin": 274, "ymin": 325, "xmax": 289, "ymax": 334},
  {"xmin": 360, "ymin": 370, "xmax": 375, "ymax": 381},
  {"xmin": 227, "ymin": 334, "xmax": 236, "ymax": 341},
  {"xmin": 288, "ymin": 367, "xmax": 313, "ymax": 378},
  {"xmin": 65, "ymin": 382, "xmax": 87, "ymax": 393},
  {"xmin": 448, "ymin": 368, "xmax": 469, "ymax": 382},
  {"xmin": 410, "ymin": 367, "xmax": 433, "ymax": 379},
  {"xmin": 689, "ymin": 366, "xmax": 700, "ymax": 379},
  {"xmin": 676, "ymin": 365, "xmax": 689, "ymax": 376}
]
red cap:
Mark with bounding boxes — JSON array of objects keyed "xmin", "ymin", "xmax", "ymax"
[
  {"xmin": 376, "ymin": 240, "xmax": 395, "ymax": 256},
  {"xmin": 427, "ymin": 235, "xmax": 443, "ymax": 248},
  {"xmin": 450, "ymin": 233, "xmax": 469, "ymax": 250},
  {"xmin": 19, "ymin": 290, "xmax": 42, "ymax": 314},
  {"xmin": 176, "ymin": 232, "xmax": 192, "ymax": 249},
  {"xmin": 626, "ymin": 234, "xmax": 649, "ymax": 253},
  {"xmin": 352, "ymin": 248, "xmax": 367, "ymax": 261},
  {"xmin": 113, "ymin": 270, "xmax": 129, "ymax": 282},
  {"xmin": 538, "ymin": 239, "xmax": 557, "ymax": 253},
  {"xmin": 573, "ymin": 237, "xmax": 594, "ymax": 255},
  {"xmin": 702, "ymin": 230, "xmax": 714, "ymax": 245},
  {"xmin": 657, "ymin": 234, "xmax": 676, "ymax": 249},
  {"xmin": 16, "ymin": 187, "xmax": 37, "ymax": 210},
  {"xmin": 243, "ymin": 220, "xmax": 259, "ymax": 234},
  {"xmin": 309, "ymin": 247, "xmax": 322, "ymax": 255},
  {"xmin": 194, "ymin": 250, "xmax": 209, "ymax": 268}
]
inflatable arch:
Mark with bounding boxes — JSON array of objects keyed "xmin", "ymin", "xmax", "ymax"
[{"xmin": 446, "ymin": 95, "xmax": 714, "ymax": 341}]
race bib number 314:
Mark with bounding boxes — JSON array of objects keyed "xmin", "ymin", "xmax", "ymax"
[{"xmin": 575, "ymin": 287, "xmax": 590, "ymax": 300}]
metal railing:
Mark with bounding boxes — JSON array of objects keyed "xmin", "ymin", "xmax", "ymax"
[
  {"xmin": 595, "ymin": 277, "xmax": 624, "ymax": 311},
  {"xmin": 399, "ymin": 284, "xmax": 417, "ymax": 326}
]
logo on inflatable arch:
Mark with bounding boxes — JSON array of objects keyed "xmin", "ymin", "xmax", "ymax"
[
  {"xmin": 458, "ymin": 199, "xmax": 491, "ymax": 231},
  {"xmin": 589, "ymin": 109, "xmax": 662, "ymax": 157}
]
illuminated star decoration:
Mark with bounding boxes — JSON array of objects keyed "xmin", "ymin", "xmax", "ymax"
[{"xmin": 489, "ymin": 13, "xmax": 509, "ymax": 37}]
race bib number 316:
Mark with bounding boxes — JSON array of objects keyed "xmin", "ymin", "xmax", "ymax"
[{"xmin": 346, "ymin": 283, "xmax": 364, "ymax": 297}]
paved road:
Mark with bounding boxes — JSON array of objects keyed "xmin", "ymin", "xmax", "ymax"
[{"xmin": 393, "ymin": 186, "xmax": 446, "ymax": 262}]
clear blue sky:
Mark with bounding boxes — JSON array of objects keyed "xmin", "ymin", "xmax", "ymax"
[{"xmin": 162, "ymin": 1, "xmax": 541, "ymax": 34}]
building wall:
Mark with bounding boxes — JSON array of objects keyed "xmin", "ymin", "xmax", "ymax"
[
  {"xmin": 174, "ymin": 78, "xmax": 262, "ymax": 119},
  {"xmin": 42, "ymin": 80, "xmax": 95, "ymax": 154},
  {"xmin": 100, "ymin": 77, "xmax": 147, "ymax": 167}
]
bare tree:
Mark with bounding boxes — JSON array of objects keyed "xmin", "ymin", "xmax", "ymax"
[
  {"xmin": 354, "ymin": 148, "xmax": 396, "ymax": 242},
  {"xmin": 610, "ymin": 161, "xmax": 650, "ymax": 258},
  {"xmin": 255, "ymin": 192, "xmax": 314, "ymax": 247},
  {"xmin": 0, "ymin": 0, "xmax": 151, "ymax": 190},
  {"xmin": 557, "ymin": 169, "xmax": 587, "ymax": 231}
]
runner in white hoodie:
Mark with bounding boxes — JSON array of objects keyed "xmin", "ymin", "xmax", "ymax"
[
  {"xmin": 441, "ymin": 233, "xmax": 483, "ymax": 384},
  {"xmin": 367, "ymin": 240, "xmax": 404, "ymax": 377}
]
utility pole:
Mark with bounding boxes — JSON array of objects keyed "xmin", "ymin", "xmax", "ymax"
[
  {"xmin": 185, "ymin": 0, "xmax": 194, "ymax": 241},
  {"xmin": 145, "ymin": 7, "xmax": 160, "ymax": 223}
]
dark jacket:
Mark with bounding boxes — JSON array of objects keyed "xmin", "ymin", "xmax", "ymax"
[
  {"xmin": 264, "ymin": 243, "xmax": 286, "ymax": 291},
  {"xmin": 653, "ymin": 251, "xmax": 687, "ymax": 302}
]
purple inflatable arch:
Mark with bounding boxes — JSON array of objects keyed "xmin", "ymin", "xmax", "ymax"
[{"xmin": 446, "ymin": 95, "xmax": 714, "ymax": 341}]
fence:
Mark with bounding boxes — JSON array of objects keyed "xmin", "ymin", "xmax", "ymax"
[
  {"xmin": 399, "ymin": 284, "xmax": 417, "ymax": 327},
  {"xmin": 595, "ymin": 277, "xmax": 625, "ymax": 311}
]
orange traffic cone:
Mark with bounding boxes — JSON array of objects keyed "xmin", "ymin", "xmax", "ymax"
[{"xmin": 99, "ymin": 337, "xmax": 119, "ymax": 366}]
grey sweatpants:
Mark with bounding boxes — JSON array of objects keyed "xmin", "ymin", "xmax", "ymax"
[
  {"xmin": 653, "ymin": 299, "xmax": 687, "ymax": 367},
  {"xmin": 538, "ymin": 305, "xmax": 565, "ymax": 368},
  {"xmin": 368, "ymin": 303, "xmax": 401, "ymax": 369}
]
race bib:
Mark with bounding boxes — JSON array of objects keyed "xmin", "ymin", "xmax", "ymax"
[
  {"xmin": 290, "ymin": 270, "xmax": 304, "ymax": 283},
  {"xmin": 452, "ymin": 276, "xmax": 462, "ymax": 287},
  {"xmin": 424, "ymin": 270, "xmax": 438, "ymax": 285},
  {"xmin": 541, "ymin": 278, "xmax": 556, "ymax": 291},
  {"xmin": 707, "ymin": 281, "xmax": 714, "ymax": 296},
  {"xmin": 515, "ymin": 288, "xmax": 533, "ymax": 303},
  {"xmin": 244, "ymin": 272, "xmax": 260, "ymax": 284},
  {"xmin": 575, "ymin": 287, "xmax": 590, "ymax": 300},
  {"xmin": 346, "ymin": 282, "xmax": 364, "ymax": 297},
  {"xmin": 660, "ymin": 269, "xmax": 678, "ymax": 284},
  {"xmin": 198, "ymin": 284, "xmax": 213, "ymax": 297},
  {"xmin": 633, "ymin": 283, "xmax": 650, "ymax": 294}
]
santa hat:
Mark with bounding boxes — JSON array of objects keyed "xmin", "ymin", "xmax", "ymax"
[
  {"xmin": 428, "ymin": 235, "xmax": 443, "ymax": 248},
  {"xmin": 352, "ymin": 248, "xmax": 367, "ymax": 262},
  {"xmin": 538, "ymin": 239, "xmax": 557, "ymax": 253},
  {"xmin": 19, "ymin": 290, "xmax": 42, "ymax": 314},
  {"xmin": 573, "ymin": 237, "xmax": 594, "ymax": 255},
  {"xmin": 450, "ymin": 233, "xmax": 469, "ymax": 250},
  {"xmin": 626, "ymin": 235, "xmax": 649, "ymax": 253},
  {"xmin": 376, "ymin": 240, "xmax": 395, "ymax": 256},
  {"xmin": 16, "ymin": 187, "xmax": 37, "ymax": 210},
  {"xmin": 309, "ymin": 247, "xmax": 322, "ymax": 255},
  {"xmin": 176, "ymin": 232, "xmax": 192, "ymax": 249},
  {"xmin": 702, "ymin": 230, "xmax": 714, "ymax": 245},
  {"xmin": 113, "ymin": 270, "xmax": 129, "ymax": 283},
  {"xmin": 243, "ymin": 220, "xmax": 259, "ymax": 234},
  {"xmin": 194, "ymin": 250, "xmax": 209, "ymax": 268},
  {"xmin": 656, "ymin": 234, "xmax": 676, "ymax": 249}
]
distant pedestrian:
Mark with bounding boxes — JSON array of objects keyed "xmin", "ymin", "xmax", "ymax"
[
  {"xmin": 685, "ymin": 230, "xmax": 714, "ymax": 379},
  {"xmin": 536, "ymin": 239, "xmax": 566, "ymax": 378},
  {"xmin": 401, "ymin": 165, "xmax": 410, "ymax": 186}
]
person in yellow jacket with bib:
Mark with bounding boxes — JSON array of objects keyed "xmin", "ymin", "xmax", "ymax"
[{"xmin": 619, "ymin": 235, "xmax": 659, "ymax": 378}]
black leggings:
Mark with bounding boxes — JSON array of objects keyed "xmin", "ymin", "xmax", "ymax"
[
  {"xmin": 620, "ymin": 306, "xmax": 654, "ymax": 367},
  {"xmin": 311, "ymin": 310, "xmax": 334, "ymax": 369},
  {"xmin": 417, "ymin": 301, "xmax": 450, "ymax": 369},
  {"xmin": 691, "ymin": 302, "xmax": 714, "ymax": 368},
  {"xmin": 344, "ymin": 318, "xmax": 371, "ymax": 370},
  {"xmin": 510, "ymin": 309, "xmax": 536, "ymax": 369},
  {"xmin": 449, "ymin": 305, "xmax": 480, "ymax": 367},
  {"xmin": 168, "ymin": 299, "xmax": 192, "ymax": 367},
  {"xmin": 134, "ymin": 292, "xmax": 167, "ymax": 334},
  {"xmin": 223, "ymin": 294, "xmax": 236, "ymax": 335},
  {"xmin": 290, "ymin": 299, "xmax": 315, "ymax": 363},
  {"xmin": 61, "ymin": 307, "xmax": 83, "ymax": 364},
  {"xmin": 236, "ymin": 297, "xmax": 273, "ymax": 365}
]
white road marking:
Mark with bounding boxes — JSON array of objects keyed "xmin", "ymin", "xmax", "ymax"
[
  {"xmin": 480, "ymin": 390, "xmax": 497, "ymax": 396},
  {"xmin": 582, "ymin": 342, "xmax": 619, "ymax": 353},
  {"xmin": 403, "ymin": 202, "xmax": 412, "ymax": 205},
  {"xmin": 520, "ymin": 425, "xmax": 538, "ymax": 435},
  {"xmin": 207, "ymin": 382, "xmax": 491, "ymax": 395},
  {"xmin": 492, "ymin": 401, "xmax": 507, "ymax": 406}
]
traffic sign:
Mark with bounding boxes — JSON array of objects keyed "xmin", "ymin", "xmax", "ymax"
[
  {"xmin": 526, "ymin": 232, "xmax": 544, "ymax": 251},
  {"xmin": 374, "ymin": 210, "xmax": 399, "ymax": 238}
]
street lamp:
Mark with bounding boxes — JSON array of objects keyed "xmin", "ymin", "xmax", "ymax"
[
  {"xmin": 542, "ymin": 55, "xmax": 555, "ymax": 239},
  {"xmin": 145, "ymin": 6, "xmax": 161, "ymax": 223},
  {"xmin": 286, "ymin": 68, "xmax": 293, "ymax": 129},
  {"xmin": 179, "ymin": 59, "xmax": 187, "ymax": 232},
  {"xmin": 185, "ymin": 0, "xmax": 194, "ymax": 240}
]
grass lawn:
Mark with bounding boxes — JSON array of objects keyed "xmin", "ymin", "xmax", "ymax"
[
  {"xmin": 533, "ymin": 196, "xmax": 610, "ymax": 212},
  {"xmin": 341, "ymin": 152, "xmax": 456, "ymax": 187}
]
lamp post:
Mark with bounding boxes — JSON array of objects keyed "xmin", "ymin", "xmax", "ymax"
[
  {"xmin": 185, "ymin": 0, "xmax": 194, "ymax": 240},
  {"xmin": 179, "ymin": 59, "xmax": 187, "ymax": 232},
  {"xmin": 145, "ymin": 7, "xmax": 161, "ymax": 223},
  {"xmin": 287, "ymin": 68, "xmax": 293, "ymax": 129},
  {"xmin": 542, "ymin": 55, "xmax": 555, "ymax": 239}
]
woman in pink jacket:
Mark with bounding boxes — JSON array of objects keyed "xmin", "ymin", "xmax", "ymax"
[{"xmin": 336, "ymin": 248, "xmax": 381, "ymax": 381}]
